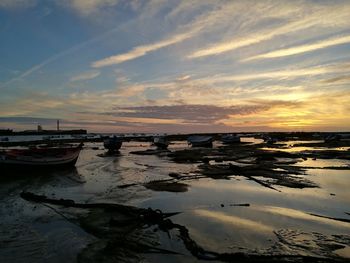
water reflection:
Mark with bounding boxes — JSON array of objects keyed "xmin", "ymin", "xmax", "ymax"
[
  {"xmin": 256, "ymin": 206, "xmax": 350, "ymax": 229},
  {"xmin": 194, "ymin": 209, "xmax": 273, "ymax": 232},
  {"xmin": 262, "ymin": 145, "xmax": 350, "ymax": 152},
  {"xmin": 1, "ymin": 140, "xmax": 350, "ymax": 262},
  {"xmin": 295, "ymin": 158, "xmax": 350, "ymax": 168}
]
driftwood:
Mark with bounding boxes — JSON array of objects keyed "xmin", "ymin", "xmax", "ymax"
[{"xmin": 20, "ymin": 191, "xmax": 179, "ymax": 221}]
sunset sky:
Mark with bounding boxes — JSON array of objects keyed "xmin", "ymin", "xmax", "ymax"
[{"xmin": 0, "ymin": 0, "xmax": 349, "ymax": 133}]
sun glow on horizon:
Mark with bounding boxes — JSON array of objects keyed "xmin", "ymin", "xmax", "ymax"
[{"xmin": 0, "ymin": 0, "xmax": 349, "ymax": 132}]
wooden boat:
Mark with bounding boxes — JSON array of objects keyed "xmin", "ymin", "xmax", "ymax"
[
  {"xmin": 0, "ymin": 143, "xmax": 83, "ymax": 170},
  {"xmin": 153, "ymin": 136, "xmax": 169, "ymax": 149},
  {"xmin": 221, "ymin": 134, "xmax": 240, "ymax": 144},
  {"xmin": 104, "ymin": 136, "xmax": 122, "ymax": 152},
  {"xmin": 262, "ymin": 135, "xmax": 277, "ymax": 144},
  {"xmin": 187, "ymin": 135, "xmax": 213, "ymax": 147},
  {"xmin": 324, "ymin": 134, "xmax": 341, "ymax": 142}
]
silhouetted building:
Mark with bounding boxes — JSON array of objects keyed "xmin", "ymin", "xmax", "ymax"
[{"xmin": 0, "ymin": 129, "xmax": 13, "ymax": 135}]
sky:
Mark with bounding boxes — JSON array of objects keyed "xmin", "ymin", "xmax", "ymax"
[{"xmin": 0, "ymin": 0, "xmax": 349, "ymax": 133}]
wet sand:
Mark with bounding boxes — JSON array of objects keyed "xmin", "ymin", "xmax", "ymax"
[{"xmin": 1, "ymin": 137, "xmax": 350, "ymax": 262}]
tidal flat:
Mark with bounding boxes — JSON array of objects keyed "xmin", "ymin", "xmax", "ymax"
[{"xmin": 1, "ymin": 136, "xmax": 350, "ymax": 262}]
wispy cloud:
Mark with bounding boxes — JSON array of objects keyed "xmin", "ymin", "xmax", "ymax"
[
  {"xmin": 176, "ymin": 75, "xmax": 191, "ymax": 81},
  {"xmin": 112, "ymin": 104, "xmax": 261, "ymax": 123},
  {"xmin": 70, "ymin": 70, "xmax": 100, "ymax": 82},
  {"xmin": 188, "ymin": 33, "xmax": 271, "ymax": 59},
  {"xmin": 0, "ymin": 92, "xmax": 65, "ymax": 116},
  {"xmin": 2, "ymin": 1, "xmax": 350, "ymax": 133},
  {"xmin": 92, "ymin": 31, "xmax": 195, "ymax": 67},
  {"xmin": 0, "ymin": 25, "xmax": 124, "ymax": 89},
  {"xmin": 1, "ymin": 50, "xmax": 74, "ymax": 89},
  {"xmin": 196, "ymin": 62, "xmax": 350, "ymax": 83},
  {"xmin": 57, "ymin": 0, "xmax": 120, "ymax": 16},
  {"xmin": 90, "ymin": 0, "xmax": 249, "ymax": 68},
  {"xmin": 322, "ymin": 75, "xmax": 350, "ymax": 84},
  {"xmin": 92, "ymin": 102, "xmax": 298, "ymax": 125},
  {"xmin": 244, "ymin": 35, "xmax": 350, "ymax": 61},
  {"xmin": 0, "ymin": 116, "xmax": 57, "ymax": 125},
  {"xmin": 187, "ymin": 3, "xmax": 350, "ymax": 59}
]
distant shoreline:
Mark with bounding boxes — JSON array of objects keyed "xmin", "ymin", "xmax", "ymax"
[
  {"xmin": 0, "ymin": 129, "xmax": 87, "ymax": 136},
  {"xmin": 1, "ymin": 131, "xmax": 350, "ymax": 147}
]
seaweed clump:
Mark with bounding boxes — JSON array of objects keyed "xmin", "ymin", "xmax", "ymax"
[{"xmin": 20, "ymin": 192, "xmax": 350, "ymax": 263}]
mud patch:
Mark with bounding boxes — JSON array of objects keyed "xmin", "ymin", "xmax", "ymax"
[
  {"xmin": 144, "ymin": 180, "xmax": 189, "ymax": 192},
  {"xmin": 0, "ymin": 224, "xmax": 47, "ymax": 263},
  {"xmin": 20, "ymin": 193, "xmax": 350, "ymax": 263},
  {"xmin": 130, "ymin": 149, "xmax": 169, "ymax": 155},
  {"xmin": 272, "ymin": 229, "xmax": 350, "ymax": 259}
]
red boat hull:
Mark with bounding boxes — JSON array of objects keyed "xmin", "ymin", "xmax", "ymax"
[{"xmin": 0, "ymin": 144, "xmax": 82, "ymax": 170}]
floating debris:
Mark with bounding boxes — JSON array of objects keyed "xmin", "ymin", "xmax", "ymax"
[
  {"xmin": 130, "ymin": 149, "xmax": 169, "ymax": 155},
  {"xmin": 144, "ymin": 180, "xmax": 189, "ymax": 192}
]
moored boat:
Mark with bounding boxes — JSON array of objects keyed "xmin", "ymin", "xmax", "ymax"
[
  {"xmin": 187, "ymin": 135, "xmax": 213, "ymax": 147},
  {"xmin": 262, "ymin": 135, "xmax": 277, "ymax": 144},
  {"xmin": 324, "ymin": 133, "xmax": 341, "ymax": 143},
  {"xmin": 0, "ymin": 143, "xmax": 83, "ymax": 170},
  {"xmin": 104, "ymin": 136, "xmax": 123, "ymax": 152},
  {"xmin": 221, "ymin": 134, "xmax": 240, "ymax": 144},
  {"xmin": 153, "ymin": 136, "xmax": 169, "ymax": 149}
]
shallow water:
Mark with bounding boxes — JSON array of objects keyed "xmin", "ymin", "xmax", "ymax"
[
  {"xmin": 261, "ymin": 139, "xmax": 350, "ymax": 152},
  {"xmin": 0, "ymin": 139, "xmax": 349, "ymax": 262},
  {"xmin": 295, "ymin": 158, "xmax": 350, "ymax": 168}
]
